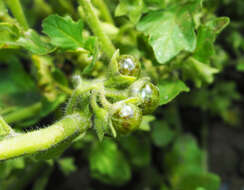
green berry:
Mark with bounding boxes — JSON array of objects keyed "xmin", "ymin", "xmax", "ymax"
[
  {"xmin": 110, "ymin": 102, "xmax": 142, "ymax": 135},
  {"xmin": 118, "ymin": 55, "xmax": 140, "ymax": 78},
  {"xmin": 129, "ymin": 80, "xmax": 160, "ymax": 114},
  {"xmin": 107, "ymin": 50, "xmax": 141, "ymax": 87}
]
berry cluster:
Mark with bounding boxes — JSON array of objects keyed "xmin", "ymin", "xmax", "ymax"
[{"xmin": 72, "ymin": 50, "xmax": 160, "ymax": 137}]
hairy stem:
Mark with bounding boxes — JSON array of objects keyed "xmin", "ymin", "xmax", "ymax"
[
  {"xmin": 3, "ymin": 102, "xmax": 42, "ymax": 124},
  {"xmin": 105, "ymin": 88, "xmax": 128, "ymax": 100},
  {"xmin": 79, "ymin": 0, "xmax": 116, "ymax": 58},
  {"xmin": 0, "ymin": 113, "xmax": 90, "ymax": 160},
  {"xmin": 92, "ymin": 0, "xmax": 114, "ymax": 24},
  {"xmin": 4, "ymin": 0, "xmax": 29, "ymax": 29}
]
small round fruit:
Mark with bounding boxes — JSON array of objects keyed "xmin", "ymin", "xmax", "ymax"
[
  {"xmin": 111, "ymin": 102, "xmax": 142, "ymax": 135},
  {"xmin": 129, "ymin": 81, "xmax": 160, "ymax": 114},
  {"xmin": 118, "ymin": 55, "xmax": 141, "ymax": 78}
]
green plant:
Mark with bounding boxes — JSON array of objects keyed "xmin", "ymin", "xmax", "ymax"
[{"xmin": 0, "ymin": 0, "xmax": 239, "ymax": 189}]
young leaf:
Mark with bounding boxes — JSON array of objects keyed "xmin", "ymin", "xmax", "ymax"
[
  {"xmin": 17, "ymin": 29, "xmax": 55, "ymax": 55},
  {"xmin": 185, "ymin": 57, "xmax": 219, "ymax": 85},
  {"xmin": 82, "ymin": 37, "xmax": 99, "ymax": 75},
  {"xmin": 137, "ymin": 3, "xmax": 197, "ymax": 64},
  {"xmin": 42, "ymin": 14, "xmax": 84, "ymax": 50},
  {"xmin": 158, "ymin": 79, "xmax": 190, "ymax": 105},
  {"xmin": 115, "ymin": 0, "xmax": 145, "ymax": 24},
  {"xmin": 194, "ymin": 17, "xmax": 230, "ymax": 63}
]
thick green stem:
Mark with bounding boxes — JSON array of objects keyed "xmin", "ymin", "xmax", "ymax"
[
  {"xmin": 92, "ymin": 0, "xmax": 114, "ymax": 24},
  {"xmin": 79, "ymin": 0, "xmax": 116, "ymax": 58},
  {"xmin": 0, "ymin": 113, "xmax": 90, "ymax": 160},
  {"xmin": 3, "ymin": 102, "xmax": 42, "ymax": 124},
  {"xmin": 4, "ymin": 0, "xmax": 29, "ymax": 29}
]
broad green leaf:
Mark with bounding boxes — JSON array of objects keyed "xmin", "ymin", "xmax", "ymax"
[
  {"xmin": 115, "ymin": 0, "xmax": 145, "ymax": 24},
  {"xmin": 151, "ymin": 120, "xmax": 175, "ymax": 147},
  {"xmin": 42, "ymin": 14, "xmax": 84, "ymax": 50},
  {"xmin": 120, "ymin": 135, "xmax": 151, "ymax": 167},
  {"xmin": 58, "ymin": 157, "xmax": 77, "ymax": 176},
  {"xmin": 89, "ymin": 138, "xmax": 131, "ymax": 185},
  {"xmin": 17, "ymin": 29, "xmax": 55, "ymax": 55},
  {"xmin": 158, "ymin": 79, "xmax": 189, "ymax": 105},
  {"xmin": 137, "ymin": 3, "xmax": 197, "ymax": 64}
]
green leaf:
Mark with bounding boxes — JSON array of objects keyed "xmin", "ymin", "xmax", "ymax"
[
  {"xmin": 164, "ymin": 135, "xmax": 220, "ymax": 190},
  {"xmin": 82, "ymin": 37, "xmax": 99, "ymax": 75},
  {"xmin": 185, "ymin": 57, "xmax": 219, "ymax": 85},
  {"xmin": 0, "ymin": 23, "xmax": 20, "ymax": 47},
  {"xmin": 237, "ymin": 58, "xmax": 244, "ymax": 72},
  {"xmin": 42, "ymin": 14, "xmax": 84, "ymax": 50},
  {"xmin": 58, "ymin": 157, "xmax": 77, "ymax": 176},
  {"xmin": 89, "ymin": 138, "xmax": 131, "ymax": 185},
  {"xmin": 139, "ymin": 115, "xmax": 155, "ymax": 131},
  {"xmin": 164, "ymin": 135, "xmax": 204, "ymax": 173},
  {"xmin": 174, "ymin": 172, "xmax": 220, "ymax": 190},
  {"xmin": 0, "ymin": 158, "xmax": 25, "ymax": 179},
  {"xmin": 137, "ymin": 3, "xmax": 197, "ymax": 64},
  {"xmin": 158, "ymin": 79, "xmax": 190, "ymax": 105},
  {"xmin": 115, "ymin": 0, "xmax": 145, "ymax": 24},
  {"xmin": 0, "ymin": 55, "xmax": 40, "ymax": 112},
  {"xmin": 151, "ymin": 120, "xmax": 175, "ymax": 147},
  {"xmin": 17, "ymin": 29, "xmax": 55, "ymax": 55},
  {"xmin": 194, "ymin": 17, "xmax": 229, "ymax": 63},
  {"xmin": 205, "ymin": 17, "xmax": 230, "ymax": 34}
]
